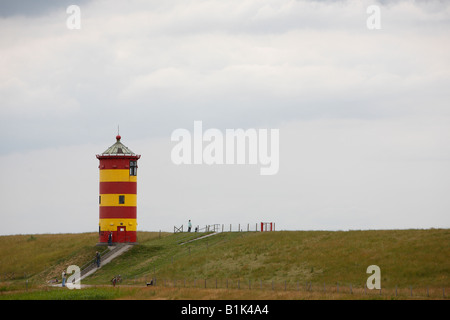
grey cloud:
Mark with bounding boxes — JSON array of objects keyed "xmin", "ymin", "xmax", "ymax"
[
  {"xmin": 0, "ymin": 0, "xmax": 449, "ymax": 155},
  {"xmin": 0, "ymin": 0, "xmax": 91, "ymax": 17}
]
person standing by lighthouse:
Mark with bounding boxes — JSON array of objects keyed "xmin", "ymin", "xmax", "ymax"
[{"xmin": 97, "ymin": 134, "xmax": 141, "ymax": 245}]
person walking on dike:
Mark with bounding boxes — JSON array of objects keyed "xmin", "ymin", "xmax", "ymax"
[
  {"xmin": 188, "ymin": 220, "xmax": 192, "ymax": 232},
  {"xmin": 96, "ymin": 251, "xmax": 101, "ymax": 268},
  {"xmin": 61, "ymin": 270, "xmax": 67, "ymax": 287}
]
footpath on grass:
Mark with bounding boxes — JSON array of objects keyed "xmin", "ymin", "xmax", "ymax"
[
  {"xmin": 49, "ymin": 244, "xmax": 133, "ymax": 287},
  {"xmin": 178, "ymin": 232, "xmax": 219, "ymax": 245}
]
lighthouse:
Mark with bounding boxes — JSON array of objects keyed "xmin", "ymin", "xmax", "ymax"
[{"xmin": 96, "ymin": 134, "xmax": 141, "ymax": 245}]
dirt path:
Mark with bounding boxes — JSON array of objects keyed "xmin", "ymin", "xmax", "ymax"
[{"xmin": 179, "ymin": 232, "xmax": 219, "ymax": 245}]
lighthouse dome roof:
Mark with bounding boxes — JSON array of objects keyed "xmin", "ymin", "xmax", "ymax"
[{"xmin": 100, "ymin": 135, "xmax": 135, "ymax": 155}]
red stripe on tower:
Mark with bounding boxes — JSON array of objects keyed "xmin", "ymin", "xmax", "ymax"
[
  {"xmin": 100, "ymin": 207, "xmax": 137, "ymax": 219},
  {"xmin": 100, "ymin": 182, "xmax": 137, "ymax": 194}
]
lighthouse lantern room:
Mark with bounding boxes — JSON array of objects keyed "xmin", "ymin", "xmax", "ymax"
[{"xmin": 96, "ymin": 134, "xmax": 140, "ymax": 245}]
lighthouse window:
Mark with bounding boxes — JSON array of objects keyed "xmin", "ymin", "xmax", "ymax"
[
  {"xmin": 130, "ymin": 161, "xmax": 137, "ymax": 176},
  {"xmin": 119, "ymin": 195, "xmax": 125, "ymax": 204}
]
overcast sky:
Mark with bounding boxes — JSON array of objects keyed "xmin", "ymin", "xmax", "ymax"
[{"xmin": 0, "ymin": 0, "xmax": 449, "ymax": 235}]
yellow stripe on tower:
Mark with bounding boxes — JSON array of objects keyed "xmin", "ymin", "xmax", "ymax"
[
  {"xmin": 99, "ymin": 218, "xmax": 137, "ymax": 231},
  {"xmin": 99, "ymin": 194, "xmax": 137, "ymax": 207},
  {"xmin": 100, "ymin": 169, "xmax": 137, "ymax": 182}
]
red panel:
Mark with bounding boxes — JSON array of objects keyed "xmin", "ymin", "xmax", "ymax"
[
  {"xmin": 97, "ymin": 155, "xmax": 140, "ymax": 169},
  {"xmin": 100, "ymin": 206, "xmax": 136, "ymax": 219},
  {"xmin": 98, "ymin": 158, "xmax": 134, "ymax": 170},
  {"xmin": 100, "ymin": 182, "xmax": 137, "ymax": 194},
  {"xmin": 99, "ymin": 231, "xmax": 136, "ymax": 243}
]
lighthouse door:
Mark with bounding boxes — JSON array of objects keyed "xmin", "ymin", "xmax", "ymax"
[{"xmin": 117, "ymin": 226, "xmax": 127, "ymax": 243}]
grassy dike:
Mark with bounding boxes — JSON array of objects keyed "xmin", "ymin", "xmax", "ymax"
[{"xmin": 0, "ymin": 229, "xmax": 449, "ymax": 299}]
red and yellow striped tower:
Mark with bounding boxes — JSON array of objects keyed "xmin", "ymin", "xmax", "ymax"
[{"xmin": 96, "ymin": 134, "xmax": 141, "ymax": 245}]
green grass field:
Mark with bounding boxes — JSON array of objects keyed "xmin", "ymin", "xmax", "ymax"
[{"xmin": 0, "ymin": 229, "xmax": 449, "ymax": 299}]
